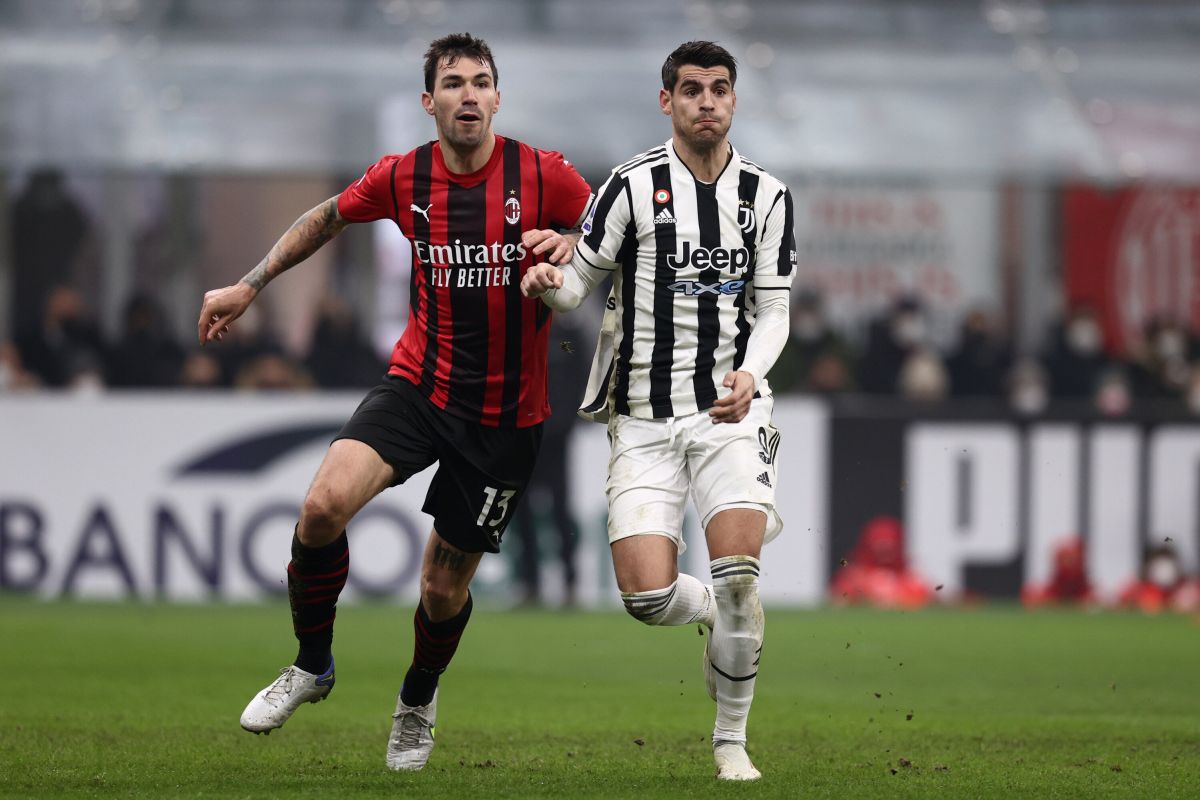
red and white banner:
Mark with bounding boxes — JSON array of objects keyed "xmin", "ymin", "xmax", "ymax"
[{"xmin": 1062, "ymin": 185, "xmax": 1200, "ymax": 354}]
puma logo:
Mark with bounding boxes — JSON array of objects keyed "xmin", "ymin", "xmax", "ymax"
[{"xmin": 410, "ymin": 203, "xmax": 433, "ymax": 222}]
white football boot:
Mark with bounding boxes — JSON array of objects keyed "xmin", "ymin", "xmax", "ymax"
[
  {"xmin": 239, "ymin": 659, "xmax": 335, "ymax": 734},
  {"xmin": 713, "ymin": 740, "xmax": 762, "ymax": 781},
  {"xmin": 386, "ymin": 689, "xmax": 438, "ymax": 771}
]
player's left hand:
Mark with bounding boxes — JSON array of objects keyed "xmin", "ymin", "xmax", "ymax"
[
  {"xmin": 522, "ymin": 229, "xmax": 577, "ymax": 266},
  {"xmin": 709, "ymin": 371, "xmax": 755, "ymax": 424}
]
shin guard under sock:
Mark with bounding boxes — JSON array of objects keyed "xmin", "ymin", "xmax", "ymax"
[
  {"xmin": 400, "ymin": 592, "xmax": 474, "ymax": 707},
  {"xmin": 289, "ymin": 531, "xmax": 350, "ymax": 675},
  {"xmin": 709, "ymin": 555, "xmax": 763, "ymax": 744}
]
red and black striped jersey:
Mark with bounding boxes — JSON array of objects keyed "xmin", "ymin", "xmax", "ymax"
[{"xmin": 337, "ymin": 135, "xmax": 592, "ymax": 428}]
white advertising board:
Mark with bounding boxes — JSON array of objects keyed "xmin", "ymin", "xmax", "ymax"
[{"xmin": 0, "ymin": 394, "xmax": 828, "ymax": 606}]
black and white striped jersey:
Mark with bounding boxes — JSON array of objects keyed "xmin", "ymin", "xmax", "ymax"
[{"xmin": 572, "ymin": 139, "xmax": 796, "ymax": 420}]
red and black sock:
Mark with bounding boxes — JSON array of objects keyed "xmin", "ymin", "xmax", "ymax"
[
  {"xmin": 288, "ymin": 530, "xmax": 349, "ymax": 675},
  {"xmin": 400, "ymin": 592, "xmax": 473, "ymax": 708}
]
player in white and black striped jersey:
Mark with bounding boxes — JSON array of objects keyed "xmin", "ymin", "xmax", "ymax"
[
  {"xmin": 522, "ymin": 41, "xmax": 794, "ymax": 782},
  {"xmin": 569, "ymin": 140, "xmax": 793, "ymax": 418}
]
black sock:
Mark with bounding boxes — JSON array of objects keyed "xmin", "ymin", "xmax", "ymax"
[
  {"xmin": 288, "ymin": 531, "xmax": 349, "ymax": 675},
  {"xmin": 400, "ymin": 593, "xmax": 473, "ymax": 707}
]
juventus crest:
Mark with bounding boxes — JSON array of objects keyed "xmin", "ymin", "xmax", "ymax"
[{"xmin": 738, "ymin": 199, "xmax": 755, "ymax": 233}]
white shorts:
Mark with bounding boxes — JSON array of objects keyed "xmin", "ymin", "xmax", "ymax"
[{"xmin": 605, "ymin": 396, "xmax": 783, "ymax": 553}]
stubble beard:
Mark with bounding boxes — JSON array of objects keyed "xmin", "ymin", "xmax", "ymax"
[
  {"xmin": 676, "ymin": 119, "xmax": 728, "ymax": 156},
  {"xmin": 440, "ymin": 113, "xmax": 490, "ymax": 153}
]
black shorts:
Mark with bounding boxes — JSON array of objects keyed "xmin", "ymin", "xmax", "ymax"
[{"xmin": 335, "ymin": 377, "xmax": 543, "ymax": 554}]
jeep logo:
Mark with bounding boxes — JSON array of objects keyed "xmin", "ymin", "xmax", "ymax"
[{"xmin": 666, "ymin": 241, "xmax": 750, "ymax": 272}]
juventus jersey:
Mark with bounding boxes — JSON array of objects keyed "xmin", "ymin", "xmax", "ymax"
[{"xmin": 574, "ymin": 139, "xmax": 796, "ymax": 420}]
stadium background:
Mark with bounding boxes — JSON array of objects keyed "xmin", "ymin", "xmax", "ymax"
[
  {"xmin": 4, "ymin": 3, "xmax": 1200, "ymax": 798},
  {"xmin": 2, "ymin": 0, "xmax": 1200, "ymax": 608}
]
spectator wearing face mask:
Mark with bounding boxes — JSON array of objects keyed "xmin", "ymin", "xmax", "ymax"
[
  {"xmin": 1007, "ymin": 357, "xmax": 1050, "ymax": 416},
  {"xmin": 947, "ymin": 307, "xmax": 1012, "ymax": 398},
  {"xmin": 1117, "ymin": 544, "xmax": 1200, "ymax": 614},
  {"xmin": 1130, "ymin": 317, "xmax": 1194, "ymax": 402},
  {"xmin": 897, "ymin": 347, "xmax": 950, "ymax": 404},
  {"xmin": 1094, "ymin": 365, "xmax": 1134, "ymax": 417},
  {"xmin": 859, "ymin": 295, "xmax": 927, "ymax": 394},
  {"xmin": 1043, "ymin": 305, "xmax": 1111, "ymax": 399},
  {"xmin": 770, "ymin": 288, "xmax": 857, "ymax": 395}
]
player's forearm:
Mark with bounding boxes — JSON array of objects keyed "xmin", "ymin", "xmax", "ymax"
[
  {"xmin": 240, "ymin": 198, "xmax": 348, "ymax": 292},
  {"xmin": 541, "ymin": 258, "xmax": 608, "ymax": 312},
  {"xmin": 738, "ymin": 292, "xmax": 791, "ymax": 390}
]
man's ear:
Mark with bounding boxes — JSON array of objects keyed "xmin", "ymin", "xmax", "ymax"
[
  {"xmin": 659, "ymin": 87, "xmax": 672, "ymax": 117},
  {"xmin": 421, "ymin": 92, "xmax": 434, "ymax": 116}
]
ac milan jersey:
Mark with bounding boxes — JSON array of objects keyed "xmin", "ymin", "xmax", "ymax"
[{"xmin": 338, "ymin": 135, "xmax": 592, "ymax": 427}]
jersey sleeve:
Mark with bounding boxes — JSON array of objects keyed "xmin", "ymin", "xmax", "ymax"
[
  {"xmin": 336, "ymin": 155, "xmax": 400, "ymax": 224},
  {"xmin": 541, "ymin": 150, "xmax": 593, "ymax": 229},
  {"xmin": 753, "ymin": 186, "xmax": 797, "ymax": 292},
  {"xmin": 573, "ymin": 170, "xmax": 633, "ymax": 272}
]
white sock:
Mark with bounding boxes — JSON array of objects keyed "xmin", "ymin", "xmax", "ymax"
[
  {"xmin": 709, "ymin": 555, "xmax": 763, "ymax": 744},
  {"xmin": 621, "ymin": 573, "xmax": 715, "ymax": 627}
]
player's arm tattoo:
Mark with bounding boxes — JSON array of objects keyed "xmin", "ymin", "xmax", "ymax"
[
  {"xmin": 240, "ymin": 198, "xmax": 347, "ymax": 291},
  {"xmin": 432, "ymin": 543, "xmax": 467, "ymax": 572}
]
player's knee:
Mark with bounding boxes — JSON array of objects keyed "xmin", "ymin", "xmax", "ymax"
[
  {"xmin": 620, "ymin": 580, "xmax": 678, "ymax": 625},
  {"xmin": 420, "ymin": 575, "xmax": 467, "ymax": 618},
  {"xmin": 300, "ymin": 486, "xmax": 350, "ymax": 536}
]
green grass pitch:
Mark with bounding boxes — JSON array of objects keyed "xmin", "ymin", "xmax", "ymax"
[{"xmin": 1, "ymin": 600, "xmax": 1197, "ymax": 798}]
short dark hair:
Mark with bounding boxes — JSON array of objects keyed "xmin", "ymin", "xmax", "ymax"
[
  {"xmin": 423, "ymin": 33, "xmax": 498, "ymax": 93},
  {"xmin": 661, "ymin": 41, "xmax": 737, "ymax": 92}
]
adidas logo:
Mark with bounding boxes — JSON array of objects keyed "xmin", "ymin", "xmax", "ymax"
[
  {"xmin": 654, "ymin": 208, "xmax": 677, "ymax": 225},
  {"xmin": 756, "ymin": 471, "xmax": 772, "ymax": 488}
]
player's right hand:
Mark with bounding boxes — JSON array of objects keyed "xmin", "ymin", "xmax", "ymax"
[
  {"xmin": 197, "ymin": 282, "xmax": 257, "ymax": 345},
  {"xmin": 521, "ymin": 228, "xmax": 576, "ymax": 266},
  {"xmin": 520, "ymin": 263, "xmax": 564, "ymax": 298}
]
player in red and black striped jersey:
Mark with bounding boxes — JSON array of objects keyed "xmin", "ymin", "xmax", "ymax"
[
  {"xmin": 337, "ymin": 133, "xmax": 587, "ymax": 426},
  {"xmin": 197, "ymin": 33, "xmax": 591, "ymax": 771}
]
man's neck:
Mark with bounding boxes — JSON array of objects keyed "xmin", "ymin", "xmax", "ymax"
[
  {"xmin": 673, "ymin": 135, "xmax": 731, "ymax": 183},
  {"xmin": 439, "ymin": 132, "xmax": 497, "ymax": 175}
]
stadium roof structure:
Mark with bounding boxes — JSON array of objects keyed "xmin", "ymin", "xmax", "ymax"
[{"xmin": 1, "ymin": 0, "xmax": 1198, "ymax": 181}]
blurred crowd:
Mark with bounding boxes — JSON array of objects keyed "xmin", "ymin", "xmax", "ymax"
[
  {"xmin": 772, "ymin": 290, "xmax": 1200, "ymax": 416},
  {"xmin": 0, "ymin": 283, "xmax": 381, "ymax": 392},
  {"xmin": 2, "ymin": 170, "xmax": 381, "ymax": 392},
  {"xmin": 6, "ymin": 168, "xmax": 1200, "ymax": 413},
  {"xmin": 8, "ymin": 275, "xmax": 1200, "ymax": 414}
]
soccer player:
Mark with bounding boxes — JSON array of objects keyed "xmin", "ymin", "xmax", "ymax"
[
  {"xmin": 197, "ymin": 33, "xmax": 592, "ymax": 771},
  {"xmin": 521, "ymin": 41, "xmax": 794, "ymax": 781}
]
